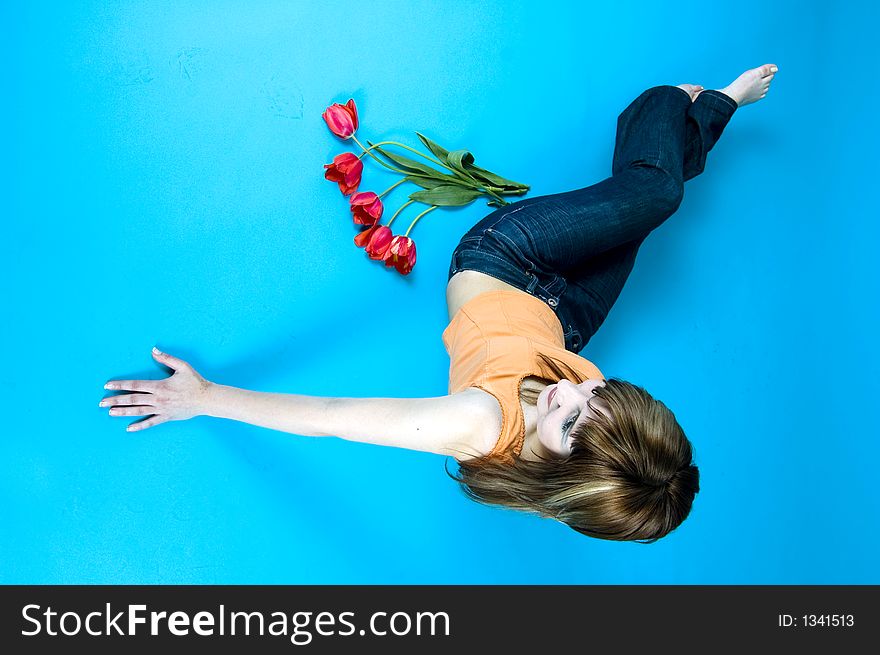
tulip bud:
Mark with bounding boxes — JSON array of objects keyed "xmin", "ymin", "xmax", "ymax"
[
  {"xmin": 385, "ymin": 235, "xmax": 417, "ymax": 275},
  {"xmin": 365, "ymin": 225, "xmax": 393, "ymax": 261},
  {"xmin": 350, "ymin": 191, "xmax": 384, "ymax": 226},
  {"xmin": 322, "ymin": 99, "xmax": 359, "ymax": 139},
  {"xmin": 324, "ymin": 152, "xmax": 363, "ymax": 196}
]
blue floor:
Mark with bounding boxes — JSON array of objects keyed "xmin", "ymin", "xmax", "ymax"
[{"xmin": 3, "ymin": 0, "xmax": 878, "ymax": 584}]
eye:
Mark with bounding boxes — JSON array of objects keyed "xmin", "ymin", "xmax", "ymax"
[{"xmin": 562, "ymin": 413, "xmax": 578, "ymax": 434}]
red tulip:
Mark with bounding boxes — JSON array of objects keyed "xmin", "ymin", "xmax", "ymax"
[
  {"xmin": 354, "ymin": 223, "xmax": 379, "ymax": 248},
  {"xmin": 384, "ymin": 236, "xmax": 417, "ymax": 275},
  {"xmin": 324, "ymin": 152, "xmax": 363, "ymax": 195},
  {"xmin": 350, "ymin": 191, "xmax": 384, "ymax": 226},
  {"xmin": 365, "ymin": 225, "xmax": 393, "ymax": 261},
  {"xmin": 322, "ymin": 99, "xmax": 359, "ymax": 139}
]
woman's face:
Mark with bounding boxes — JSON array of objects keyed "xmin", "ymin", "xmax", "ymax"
[{"xmin": 536, "ymin": 379, "xmax": 610, "ymax": 457}]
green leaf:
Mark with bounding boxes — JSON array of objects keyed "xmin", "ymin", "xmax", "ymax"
[
  {"xmin": 409, "ymin": 185, "xmax": 482, "ymax": 207},
  {"xmin": 445, "ymin": 149, "xmax": 479, "ymax": 182},
  {"xmin": 413, "ymin": 134, "xmax": 529, "ymax": 192},
  {"xmin": 444, "ymin": 147, "xmax": 529, "ymax": 191},
  {"xmin": 404, "ymin": 175, "xmax": 448, "ymax": 190},
  {"xmin": 368, "ymin": 142, "xmax": 483, "ymax": 191},
  {"xmin": 377, "ymin": 134, "xmax": 528, "ymax": 195},
  {"xmin": 463, "ymin": 163, "xmax": 530, "ymax": 191},
  {"xmin": 415, "ymin": 132, "xmax": 450, "ymax": 161},
  {"xmin": 447, "ymin": 149, "xmax": 475, "ymax": 167},
  {"xmin": 367, "ymin": 142, "xmax": 449, "ymax": 179}
]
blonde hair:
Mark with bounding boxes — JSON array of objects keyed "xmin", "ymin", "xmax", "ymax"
[{"xmin": 447, "ymin": 377, "xmax": 700, "ymax": 543}]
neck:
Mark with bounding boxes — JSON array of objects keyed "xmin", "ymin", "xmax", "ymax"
[{"xmin": 520, "ymin": 424, "xmax": 553, "ymax": 462}]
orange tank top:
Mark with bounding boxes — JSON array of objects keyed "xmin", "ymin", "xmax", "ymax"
[{"xmin": 442, "ymin": 290, "xmax": 604, "ymax": 460}]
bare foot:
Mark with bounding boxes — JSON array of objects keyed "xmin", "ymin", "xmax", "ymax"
[
  {"xmin": 717, "ymin": 64, "xmax": 779, "ymax": 107},
  {"xmin": 675, "ymin": 83, "xmax": 704, "ymax": 102}
]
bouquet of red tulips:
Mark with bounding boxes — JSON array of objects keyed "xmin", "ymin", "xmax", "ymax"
[{"xmin": 322, "ymin": 98, "xmax": 529, "ymax": 275}]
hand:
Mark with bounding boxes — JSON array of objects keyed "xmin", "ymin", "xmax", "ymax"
[{"xmin": 100, "ymin": 347, "xmax": 213, "ymax": 432}]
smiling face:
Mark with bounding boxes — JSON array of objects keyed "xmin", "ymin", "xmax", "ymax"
[{"xmin": 536, "ymin": 379, "xmax": 610, "ymax": 457}]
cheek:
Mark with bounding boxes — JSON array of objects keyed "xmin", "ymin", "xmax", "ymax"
[{"xmin": 537, "ymin": 418, "xmax": 555, "ymax": 446}]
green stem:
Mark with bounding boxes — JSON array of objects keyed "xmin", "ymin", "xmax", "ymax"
[
  {"xmin": 404, "ymin": 205, "xmax": 438, "ymax": 237},
  {"xmin": 367, "ymin": 140, "xmax": 453, "ymax": 172},
  {"xmin": 353, "ymin": 137, "xmax": 472, "ymax": 190},
  {"xmin": 356, "ymin": 140, "xmax": 470, "ymax": 188},
  {"xmin": 354, "ymin": 136, "xmax": 519, "ymax": 203},
  {"xmin": 386, "ymin": 200, "xmax": 414, "ymax": 229},
  {"xmin": 352, "ymin": 136, "xmax": 409, "ymax": 176},
  {"xmin": 480, "ymin": 186, "xmax": 506, "ymax": 204},
  {"xmin": 378, "ymin": 178, "xmax": 406, "ymax": 199}
]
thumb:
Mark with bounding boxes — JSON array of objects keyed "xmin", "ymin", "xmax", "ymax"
[{"xmin": 152, "ymin": 346, "xmax": 188, "ymax": 372}]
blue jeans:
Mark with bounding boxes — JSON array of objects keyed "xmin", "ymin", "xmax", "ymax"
[{"xmin": 447, "ymin": 85, "xmax": 738, "ymax": 352}]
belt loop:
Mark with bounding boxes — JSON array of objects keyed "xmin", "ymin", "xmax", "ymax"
[{"xmin": 526, "ymin": 273, "xmax": 538, "ymax": 293}]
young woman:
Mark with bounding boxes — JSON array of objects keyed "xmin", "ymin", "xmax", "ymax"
[{"xmin": 101, "ymin": 64, "xmax": 778, "ymax": 543}]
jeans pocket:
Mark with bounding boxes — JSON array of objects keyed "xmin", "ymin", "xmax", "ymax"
[{"xmin": 484, "ymin": 223, "xmax": 536, "ymax": 274}]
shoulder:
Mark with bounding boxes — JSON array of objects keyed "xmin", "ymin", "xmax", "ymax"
[{"xmin": 447, "ymin": 388, "xmax": 503, "ymax": 462}]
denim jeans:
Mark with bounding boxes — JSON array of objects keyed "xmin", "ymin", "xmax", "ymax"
[{"xmin": 447, "ymin": 85, "xmax": 738, "ymax": 352}]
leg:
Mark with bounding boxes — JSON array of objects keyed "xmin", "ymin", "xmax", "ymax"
[
  {"xmin": 682, "ymin": 90, "xmax": 739, "ymax": 181},
  {"xmin": 475, "ymin": 85, "xmax": 695, "ymax": 277},
  {"xmin": 449, "ymin": 68, "xmax": 775, "ymax": 351},
  {"xmin": 455, "ymin": 84, "xmax": 736, "ymax": 274},
  {"xmin": 555, "ymin": 90, "xmax": 738, "ymax": 351}
]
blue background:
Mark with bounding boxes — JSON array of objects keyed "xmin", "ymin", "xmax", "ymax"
[{"xmin": 3, "ymin": 0, "xmax": 877, "ymax": 584}]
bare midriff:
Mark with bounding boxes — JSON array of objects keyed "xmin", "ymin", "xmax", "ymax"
[
  {"xmin": 446, "ymin": 270, "xmax": 532, "ymax": 321},
  {"xmin": 445, "ymin": 271, "xmax": 542, "ymax": 459}
]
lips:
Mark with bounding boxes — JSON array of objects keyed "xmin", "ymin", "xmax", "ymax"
[{"xmin": 547, "ymin": 386, "xmax": 557, "ymax": 409}]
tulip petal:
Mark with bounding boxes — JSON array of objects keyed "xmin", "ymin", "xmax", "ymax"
[
  {"xmin": 345, "ymin": 98, "xmax": 359, "ymax": 132},
  {"xmin": 354, "ymin": 225, "xmax": 377, "ymax": 247}
]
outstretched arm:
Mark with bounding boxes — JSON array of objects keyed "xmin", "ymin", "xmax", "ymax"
[
  {"xmin": 101, "ymin": 347, "xmax": 492, "ymax": 459},
  {"xmin": 206, "ymin": 384, "xmax": 490, "ymax": 457}
]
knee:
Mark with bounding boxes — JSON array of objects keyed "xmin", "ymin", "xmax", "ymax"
[
  {"xmin": 657, "ymin": 173, "xmax": 684, "ymax": 214},
  {"xmin": 636, "ymin": 168, "xmax": 684, "ymax": 215}
]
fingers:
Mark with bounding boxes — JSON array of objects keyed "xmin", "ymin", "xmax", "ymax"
[
  {"xmin": 100, "ymin": 393, "xmax": 153, "ymax": 408},
  {"xmin": 104, "ymin": 380, "xmax": 158, "ymax": 393},
  {"xmin": 108, "ymin": 406, "xmax": 155, "ymax": 417},
  {"xmin": 126, "ymin": 415, "xmax": 170, "ymax": 432}
]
